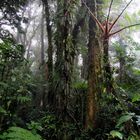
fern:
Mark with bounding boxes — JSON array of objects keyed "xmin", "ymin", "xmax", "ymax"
[{"xmin": 0, "ymin": 127, "xmax": 42, "ymax": 140}]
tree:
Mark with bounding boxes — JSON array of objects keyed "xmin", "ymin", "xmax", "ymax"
[
  {"xmin": 83, "ymin": 0, "xmax": 140, "ymax": 93},
  {"xmin": 0, "ymin": 0, "xmax": 28, "ymax": 40},
  {"xmin": 86, "ymin": 0, "xmax": 102, "ymax": 129},
  {"xmin": 42, "ymin": 0, "xmax": 54, "ymax": 109},
  {"xmin": 54, "ymin": 0, "xmax": 72, "ymax": 117},
  {"xmin": 83, "ymin": 0, "xmax": 140, "ymax": 129}
]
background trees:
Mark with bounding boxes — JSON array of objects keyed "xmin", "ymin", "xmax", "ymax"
[{"xmin": 0, "ymin": 0, "xmax": 140, "ymax": 140}]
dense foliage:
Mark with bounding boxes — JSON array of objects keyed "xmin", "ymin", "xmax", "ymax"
[{"xmin": 0, "ymin": 0, "xmax": 140, "ymax": 140}]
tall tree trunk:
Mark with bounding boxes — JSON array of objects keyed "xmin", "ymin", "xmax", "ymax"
[
  {"xmin": 44, "ymin": 2, "xmax": 53, "ymax": 75},
  {"xmin": 54, "ymin": 0, "xmax": 74, "ymax": 119},
  {"xmin": 103, "ymin": 39, "xmax": 113, "ymax": 93},
  {"xmin": 72, "ymin": 3, "xmax": 87, "ymax": 80},
  {"xmin": 38, "ymin": 6, "xmax": 45, "ymax": 109},
  {"xmin": 40, "ymin": 7, "xmax": 45, "ymax": 65},
  {"xmin": 42, "ymin": 0, "xmax": 53, "ymax": 108},
  {"xmin": 86, "ymin": 0, "xmax": 102, "ymax": 128}
]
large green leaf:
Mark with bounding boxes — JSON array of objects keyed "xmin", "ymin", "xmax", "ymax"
[
  {"xmin": 110, "ymin": 130, "xmax": 123, "ymax": 140},
  {"xmin": 116, "ymin": 113, "xmax": 135, "ymax": 128}
]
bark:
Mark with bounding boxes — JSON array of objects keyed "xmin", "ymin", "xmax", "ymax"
[
  {"xmin": 54, "ymin": 0, "xmax": 70, "ymax": 117},
  {"xmin": 54, "ymin": 0, "xmax": 76, "ymax": 120},
  {"xmin": 40, "ymin": 7, "xmax": 45, "ymax": 65},
  {"xmin": 103, "ymin": 39, "xmax": 113, "ymax": 93},
  {"xmin": 42, "ymin": 0, "xmax": 53, "ymax": 108},
  {"xmin": 86, "ymin": 0, "xmax": 102, "ymax": 128},
  {"xmin": 44, "ymin": 1, "xmax": 53, "ymax": 74}
]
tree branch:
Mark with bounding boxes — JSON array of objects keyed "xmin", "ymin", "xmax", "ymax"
[
  {"xmin": 108, "ymin": 0, "xmax": 133, "ymax": 32},
  {"xmin": 107, "ymin": 0, "xmax": 113, "ymax": 24},
  {"xmin": 109, "ymin": 23, "xmax": 140, "ymax": 37},
  {"xmin": 82, "ymin": 0, "xmax": 105, "ymax": 32},
  {"xmin": 106, "ymin": 0, "xmax": 114, "ymax": 33}
]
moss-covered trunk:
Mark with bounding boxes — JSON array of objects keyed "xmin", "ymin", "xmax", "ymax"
[
  {"xmin": 86, "ymin": 0, "xmax": 102, "ymax": 128},
  {"xmin": 54, "ymin": 0, "xmax": 74, "ymax": 119},
  {"xmin": 42, "ymin": 0, "xmax": 54, "ymax": 109},
  {"xmin": 103, "ymin": 39, "xmax": 113, "ymax": 93}
]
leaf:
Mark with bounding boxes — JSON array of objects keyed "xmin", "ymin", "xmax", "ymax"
[
  {"xmin": 110, "ymin": 130, "xmax": 123, "ymax": 139},
  {"xmin": 132, "ymin": 94, "xmax": 140, "ymax": 103},
  {"xmin": 17, "ymin": 96, "xmax": 31, "ymax": 103},
  {"xmin": 0, "ymin": 107, "xmax": 7, "ymax": 114},
  {"xmin": 136, "ymin": 115, "xmax": 140, "ymax": 126},
  {"xmin": 124, "ymin": 13, "xmax": 132, "ymax": 23},
  {"xmin": 116, "ymin": 113, "xmax": 135, "ymax": 128}
]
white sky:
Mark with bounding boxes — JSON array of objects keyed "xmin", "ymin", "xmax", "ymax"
[{"xmin": 112, "ymin": 0, "xmax": 140, "ymax": 42}]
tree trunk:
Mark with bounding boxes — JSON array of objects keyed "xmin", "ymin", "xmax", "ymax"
[
  {"xmin": 40, "ymin": 7, "xmax": 45, "ymax": 65},
  {"xmin": 42, "ymin": 0, "xmax": 54, "ymax": 109},
  {"xmin": 54, "ymin": 0, "xmax": 71, "ymax": 118},
  {"xmin": 86, "ymin": 0, "xmax": 102, "ymax": 129},
  {"xmin": 103, "ymin": 39, "xmax": 113, "ymax": 93}
]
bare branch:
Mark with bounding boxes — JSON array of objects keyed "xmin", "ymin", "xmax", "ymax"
[
  {"xmin": 109, "ymin": 23, "xmax": 140, "ymax": 37},
  {"xmin": 107, "ymin": 0, "xmax": 113, "ymax": 24},
  {"xmin": 82, "ymin": 0, "xmax": 105, "ymax": 32},
  {"xmin": 106, "ymin": 0, "xmax": 114, "ymax": 32},
  {"xmin": 108, "ymin": 0, "xmax": 133, "ymax": 32}
]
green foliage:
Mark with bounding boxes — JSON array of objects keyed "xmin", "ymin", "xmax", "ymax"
[
  {"xmin": 124, "ymin": 13, "xmax": 132, "ymax": 24},
  {"xmin": 133, "ymin": 68, "xmax": 140, "ymax": 74},
  {"xmin": 40, "ymin": 113, "xmax": 58, "ymax": 138},
  {"xmin": 108, "ymin": 112, "xmax": 140, "ymax": 140},
  {"xmin": 1, "ymin": 0, "xmax": 140, "ymax": 140},
  {"xmin": 127, "ymin": 132, "xmax": 140, "ymax": 140},
  {"xmin": 110, "ymin": 130, "xmax": 123, "ymax": 139},
  {"xmin": 0, "ymin": 107, "xmax": 7, "ymax": 114},
  {"xmin": 36, "ymin": 112, "xmax": 83, "ymax": 139},
  {"xmin": 0, "ymin": 39, "xmax": 34, "ymax": 131},
  {"xmin": 136, "ymin": 115, "xmax": 140, "ymax": 125},
  {"xmin": 0, "ymin": 0, "xmax": 28, "ymax": 39},
  {"xmin": 0, "ymin": 127, "xmax": 42, "ymax": 140},
  {"xmin": 116, "ymin": 113, "xmax": 135, "ymax": 128},
  {"xmin": 73, "ymin": 82, "xmax": 87, "ymax": 91},
  {"xmin": 0, "ymin": 39, "xmax": 24, "ymax": 66},
  {"xmin": 132, "ymin": 93, "xmax": 140, "ymax": 103},
  {"xmin": 27, "ymin": 121, "xmax": 43, "ymax": 134}
]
